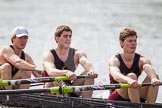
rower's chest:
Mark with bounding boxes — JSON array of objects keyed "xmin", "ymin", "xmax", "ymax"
[{"xmin": 123, "ymin": 60, "xmax": 134, "ymax": 69}]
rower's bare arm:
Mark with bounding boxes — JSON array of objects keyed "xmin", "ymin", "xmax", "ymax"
[
  {"xmin": 109, "ymin": 56, "xmax": 131, "ymax": 83},
  {"xmin": 77, "ymin": 51, "xmax": 97, "ymax": 78},
  {"xmin": 43, "ymin": 52, "xmax": 71, "ymax": 77},
  {"xmin": 142, "ymin": 57, "xmax": 158, "ymax": 79},
  {"xmin": 142, "ymin": 57, "xmax": 160, "ymax": 85},
  {"xmin": 78, "ymin": 51, "xmax": 94, "ymax": 71},
  {"xmin": 2, "ymin": 46, "xmax": 36, "ymax": 71},
  {"xmin": 25, "ymin": 53, "xmax": 42, "ymax": 77}
]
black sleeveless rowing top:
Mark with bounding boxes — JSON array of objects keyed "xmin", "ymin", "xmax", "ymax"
[
  {"xmin": 50, "ymin": 48, "xmax": 76, "ymax": 72},
  {"xmin": 109, "ymin": 53, "xmax": 141, "ymax": 93},
  {"xmin": 50, "ymin": 48, "xmax": 76, "ymax": 84},
  {"xmin": 10, "ymin": 45, "xmax": 25, "ymax": 77}
]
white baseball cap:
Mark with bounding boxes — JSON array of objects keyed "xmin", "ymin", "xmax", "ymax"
[{"xmin": 12, "ymin": 26, "xmax": 29, "ymax": 37}]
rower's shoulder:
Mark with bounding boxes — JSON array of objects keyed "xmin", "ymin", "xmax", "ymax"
[
  {"xmin": 108, "ymin": 55, "xmax": 120, "ymax": 69},
  {"xmin": 1, "ymin": 45, "xmax": 12, "ymax": 50},
  {"xmin": 42, "ymin": 50, "xmax": 55, "ymax": 62},
  {"xmin": 139, "ymin": 55, "xmax": 151, "ymax": 64},
  {"xmin": 109, "ymin": 55, "xmax": 119, "ymax": 62},
  {"xmin": 43, "ymin": 50, "xmax": 54, "ymax": 57},
  {"xmin": 0, "ymin": 45, "xmax": 13, "ymax": 54},
  {"xmin": 74, "ymin": 49, "xmax": 86, "ymax": 56}
]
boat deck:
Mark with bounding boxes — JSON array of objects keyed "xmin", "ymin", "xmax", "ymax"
[{"xmin": 0, "ymin": 94, "xmax": 162, "ymax": 108}]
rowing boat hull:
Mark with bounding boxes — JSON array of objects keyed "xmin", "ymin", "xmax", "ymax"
[{"xmin": 0, "ymin": 94, "xmax": 162, "ymax": 108}]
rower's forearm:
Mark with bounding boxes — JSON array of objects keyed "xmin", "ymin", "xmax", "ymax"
[
  {"xmin": 113, "ymin": 73, "xmax": 130, "ymax": 83},
  {"xmin": 79, "ymin": 55, "xmax": 94, "ymax": 72},
  {"xmin": 143, "ymin": 64, "xmax": 158, "ymax": 79},
  {"xmin": 47, "ymin": 69, "xmax": 68, "ymax": 77},
  {"xmin": 147, "ymin": 71, "xmax": 157, "ymax": 79},
  {"xmin": 83, "ymin": 61, "xmax": 94, "ymax": 72},
  {"xmin": 110, "ymin": 67, "xmax": 130, "ymax": 83},
  {"xmin": 15, "ymin": 60, "xmax": 36, "ymax": 71}
]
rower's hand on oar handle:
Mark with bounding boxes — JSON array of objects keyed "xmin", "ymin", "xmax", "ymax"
[
  {"xmin": 33, "ymin": 68, "xmax": 43, "ymax": 77},
  {"xmin": 151, "ymin": 78, "xmax": 161, "ymax": 86},
  {"xmin": 127, "ymin": 78, "xmax": 139, "ymax": 88},
  {"xmin": 88, "ymin": 73, "xmax": 98, "ymax": 79},
  {"xmin": 66, "ymin": 71, "xmax": 77, "ymax": 80},
  {"xmin": 87, "ymin": 70, "xmax": 98, "ymax": 79}
]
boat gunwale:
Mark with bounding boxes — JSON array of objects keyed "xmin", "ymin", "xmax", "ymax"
[{"xmin": 1, "ymin": 93, "xmax": 162, "ymax": 108}]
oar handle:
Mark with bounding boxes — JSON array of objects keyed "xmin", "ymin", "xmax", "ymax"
[
  {"xmin": 140, "ymin": 82, "xmax": 162, "ymax": 87},
  {"xmin": 120, "ymin": 82, "xmax": 162, "ymax": 88},
  {"xmin": 77, "ymin": 74, "xmax": 90, "ymax": 78},
  {"xmin": 30, "ymin": 74, "xmax": 90, "ymax": 87}
]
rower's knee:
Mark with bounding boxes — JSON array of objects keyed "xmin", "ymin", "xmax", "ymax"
[
  {"xmin": 84, "ymin": 78, "xmax": 94, "ymax": 85},
  {"xmin": 21, "ymin": 70, "xmax": 32, "ymax": 78},
  {"xmin": 127, "ymin": 73, "xmax": 137, "ymax": 80},
  {"xmin": 44, "ymin": 82, "xmax": 54, "ymax": 88},
  {"xmin": 0, "ymin": 63, "xmax": 12, "ymax": 75}
]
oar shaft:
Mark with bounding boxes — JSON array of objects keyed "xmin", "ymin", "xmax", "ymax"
[
  {"xmin": 64, "ymin": 84, "xmax": 130, "ymax": 93},
  {"xmin": 0, "ymin": 88, "xmax": 50, "ymax": 94},
  {"xmin": 56, "ymin": 82, "xmax": 162, "ymax": 93},
  {"xmin": 0, "ymin": 75, "xmax": 90, "ymax": 88},
  {"xmin": 1, "ymin": 82, "xmax": 161, "ymax": 95}
]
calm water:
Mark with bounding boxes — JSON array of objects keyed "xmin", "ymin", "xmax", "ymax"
[{"xmin": 0, "ymin": 0, "xmax": 162, "ymax": 103}]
